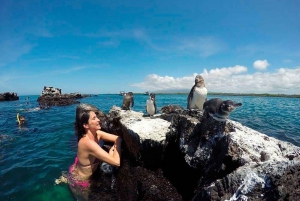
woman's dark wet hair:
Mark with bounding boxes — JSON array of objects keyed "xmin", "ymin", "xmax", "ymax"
[
  {"xmin": 75, "ymin": 110, "xmax": 91, "ymax": 142},
  {"xmin": 75, "ymin": 103, "xmax": 99, "ymax": 142}
]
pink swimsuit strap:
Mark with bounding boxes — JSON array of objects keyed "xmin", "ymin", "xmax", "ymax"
[
  {"xmin": 69, "ymin": 157, "xmax": 78, "ymax": 173},
  {"xmin": 69, "ymin": 156, "xmax": 89, "ymax": 188}
]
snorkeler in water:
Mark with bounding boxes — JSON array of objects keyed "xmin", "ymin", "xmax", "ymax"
[{"xmin": 17, "ymin": 113, "xmax": 26, "ymax": 125}]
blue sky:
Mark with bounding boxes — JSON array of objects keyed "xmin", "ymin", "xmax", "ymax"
[{"xmin": 1, "ymin": 0, "xmax": 299, "ymax": 95}]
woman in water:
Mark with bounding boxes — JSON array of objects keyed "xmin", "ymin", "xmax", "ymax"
[{"xmin": 69, "ymin": 104, "xmax": 122, "ymax": 199}]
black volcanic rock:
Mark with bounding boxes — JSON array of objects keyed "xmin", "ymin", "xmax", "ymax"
[
  {"xmin": 68, "ymin": 105, "xmax": 300, "ymax": 201},
  {"xmin": 37, "ymin": 86, "xmax": 90, "ymax": 108},
  {"xmin": 0, "ymin": 92, "xmax": 19, "ymax": 101},
  {"xmin": 37, "ymin": 94, "xmax": 80, "ymax": 108}
]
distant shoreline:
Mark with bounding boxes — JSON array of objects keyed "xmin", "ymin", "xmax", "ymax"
[
  {"xmin": 134, "ymin": 92, "xmax": 300, "ymax": 98},
  {"xmin": 16, "ymin": 93, "xmax": 300, "ymax": 98}
]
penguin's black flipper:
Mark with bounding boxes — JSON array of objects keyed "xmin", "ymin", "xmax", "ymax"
[{"xmin": 187, "ymin": 85, "xmax": 195, "ymax": 109}]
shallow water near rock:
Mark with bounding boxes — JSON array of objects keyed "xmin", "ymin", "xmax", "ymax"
[{"xmin": 0, "ymin": 94, "xmax": 299, "ymax": 201}]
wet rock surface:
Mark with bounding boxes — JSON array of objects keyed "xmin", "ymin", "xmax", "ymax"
[{"xmin": 87, "ymin": 106, "xmax": 300, "ymax": 201}]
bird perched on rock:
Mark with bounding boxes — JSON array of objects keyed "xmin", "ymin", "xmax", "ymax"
[
  {"xmin": 146, "ymin": 93, "xmax": 157, "ymax": 116},
  {"xmin": 187, "ymin": 75, "xmax": 207, "ymax": 110},
  {"xmin": 122, "ymin": 92, "xmax": 134, "ymax": 110},
  {"xmin": 202, "ymin": 98, "xmax": 242, "ymax": 121},
  {"xmin": 200, "ymin": 98, "xmax": 242, "ymax": 141}
]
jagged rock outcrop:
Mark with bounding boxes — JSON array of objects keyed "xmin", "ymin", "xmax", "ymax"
[
  {"xmin": 88, "ymin": 106, "xmax": 300, "ymax": 201},
  {"xmin": 0, "ymin": 92, "xmax": 19, "ymax": 101},
  {"xmin": 37, "ymin": 86, "xmax": 90, "ymax": 108}
]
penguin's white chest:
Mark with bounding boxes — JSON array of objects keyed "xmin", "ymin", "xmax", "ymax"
[
  {"xmin": 146, "ymin": 99, "xmax": 156, "ymax": 115},
  {"xmin": 190, "ymin": 87, "xmax": 207, "ymax": 110}
]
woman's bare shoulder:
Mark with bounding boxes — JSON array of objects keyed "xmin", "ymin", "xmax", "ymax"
[{"xmin": 78, "ymin": 136, "xmax": 96, "ymax": 149}]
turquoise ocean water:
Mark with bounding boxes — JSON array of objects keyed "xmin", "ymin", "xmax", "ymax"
[{"xmin": 0, "ymin": 94, "xmax": 299, "ymax": 201}]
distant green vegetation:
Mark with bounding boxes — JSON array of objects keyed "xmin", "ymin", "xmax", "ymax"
[{"xmin": 141, "ymin": 92, "xmax": 300, "ymax": 98}]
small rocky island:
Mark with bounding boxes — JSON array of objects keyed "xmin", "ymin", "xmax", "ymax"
[
  {"xmin": 0, "ymin": 92, "xmax": 19, "ymax": 101},
  {"xmin": 37, "ymin": 86, "xmax": 91, "ymax": 108},
  {"xmin": 85, "ymin": 105, "xmax": 300, "ymax": 201}
]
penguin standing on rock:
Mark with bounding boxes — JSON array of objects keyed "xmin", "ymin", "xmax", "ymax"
[
  {"xmin": 187, "ymin": 75, "xmax": 207, "ymax": 110},
  {"xmin": 202, "ymin": 98, "xmax": 242, "ymax": 121},
  {"xmin": 146, "ymin": 93, "xmax": 157, "ymax": 116},
  {"xmin": 121, "ymin": 92, "xmax": 134, "ymax": 110},
  {"xmin": 200, "ymin": 98, "xmax": 242, "ymax": 140}
]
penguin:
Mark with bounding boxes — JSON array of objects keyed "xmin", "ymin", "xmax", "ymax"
[
  {"xmin": 202, "ymin": 98, "xmax": 242, "ymax": 121},
  {"xmin": 146, "ymin": 93, "xmax": 157, "ymax": 116},
  {"xmin": 121, "ymin": 92, "xmax": 134, "ymax": 110},
  {"xmin": 187, "ymin": 75, "xmax": 207, "ymax": 110}
]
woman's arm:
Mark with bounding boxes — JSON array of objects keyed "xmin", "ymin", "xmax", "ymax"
[
  {"xmin": 88, "ymin": 136, "xmax": 122, "ymax": 167},
  {"xmin": 96, "ymin": 130, "xmax": 119, "ymax": 142}
]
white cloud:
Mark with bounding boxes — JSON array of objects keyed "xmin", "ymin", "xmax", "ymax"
[
  {"xmin": 131, "ymin": 66, "xmax": 300, "ymax": 94},
  {"xmin": 32, "ymin": 27, "xmax": 53, "ymax": 38},
  {"xmin": 58, "ymin": 55, "xmax": 80, "ymax": 60},
  {"xmin": 0, "ymin": 37, "xmax": 33, "ymax": 67},
  {"xmin": 81, "ymin": 29, "xmax": 134, "ymax": 39},
  {"xmin": 98, "ymin": 40, "xmax": 120, "ymax": 47},
  {"xmin": 132, "ymin": 29, "xmax": 166, "ymax": 51},
  {"xmin": 253, "ymin": 60, "xmax": 270, "ymax": 70},
  {"xmin": 83, "ymin": 29, "xmax": 225, "ymax": 57},
  {"xmin": 0, "ymin": 74, "xmax": 13, "ymax": 88},
  {"xmin": 178, "ymin": 37, "xmax": 225, "ymax": 57},
  {"xmin": 132, "ymin": 74, "xmax": 192, "ymax": 90},
  {"xmin": 237, "ymin": 45, "xmax": 258, "ymax": 55},
  {"xmin": 0, "ymin": 65, "xmax": 107, "ymax": 87},
  {"xmin": 132, "ymin": 32, "xmax": 226, "ymax": 57},
  {"xmin": 206, "ymin": 65, "xmax": 247, "ymax": 77},
  {"xmin": 283, "ymin": 59, "xmax": 292, "ymax": 63}
]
